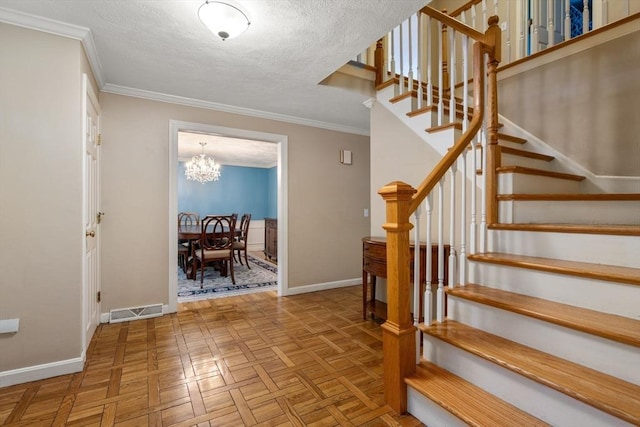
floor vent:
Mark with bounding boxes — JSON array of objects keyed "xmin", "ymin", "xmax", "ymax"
[{"xmin": 109, "ymin": 304, "xmax": 163, "ymax": 323}]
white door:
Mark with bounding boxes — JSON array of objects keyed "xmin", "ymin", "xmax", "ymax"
[{"xmin": 83, "ymin": 74, "xmax": 101, "ymax": 351}]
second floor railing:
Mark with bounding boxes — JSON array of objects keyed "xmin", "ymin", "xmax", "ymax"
[{"xmin": 357, "ymin": 0, "xmax": 635, "ymax": 71}]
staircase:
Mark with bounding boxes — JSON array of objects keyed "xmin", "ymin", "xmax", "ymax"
[{"xmin": 368, "ymin": 7, "xmax": 640, "ymax": 427}]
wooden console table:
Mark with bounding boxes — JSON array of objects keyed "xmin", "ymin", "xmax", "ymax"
[{"xmin": 362, "ymin": 236, "xmax": 449, "ymax": 321}]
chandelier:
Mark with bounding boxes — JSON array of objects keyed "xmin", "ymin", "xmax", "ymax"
[{"xmin": 185, "ymin": 142, "xmax": 221, "ymax": 183}]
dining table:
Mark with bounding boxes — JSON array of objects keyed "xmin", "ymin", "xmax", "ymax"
[{"xmin": 178, "ymin": 224, "xmax": 241, "ymax": 240}]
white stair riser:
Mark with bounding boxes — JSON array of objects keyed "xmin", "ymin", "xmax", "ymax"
[
  {"xmin": 500, "ymin": 152, "xmax": 554, "ymax": 170},
  {"xmin": 498, "ymin": 172, "xmax": 582, "ymax": 194},
  {"xmin": 487, "ymin": 229, "xmax": 640, "ymax": 268},
  {"xmin": 422, "ymin": 336, "xmax": 634, "ymax": 427},
  {"xmin": 448, "ymin": 298, "xmax": 640, "ymax": 384},
  {"xmin": 499, "ymin": 200, "xmax": 640, "ymax": 224},
  {"xmin": 467, "ymin": 262, "xmax": 640, "ymax": 319},
  {"xmin": 407, "ymin": 389, "xmax": 467, "ymax": 427}
]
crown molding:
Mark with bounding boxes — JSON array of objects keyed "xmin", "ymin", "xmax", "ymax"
[
  {"xmin": 0, "ymin": 7, "xmax": 105, "ymax": 88},
  {"xmin": 102, "ymin": 83, "xmax": 370, "ymax": 136},
  {"xmin": 1, "ymin": 6, "xmax": 369, "ymax": 137}
]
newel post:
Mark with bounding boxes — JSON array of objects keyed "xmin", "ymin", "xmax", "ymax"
[
  {"xmin": 484, "ymin": 16, "xmax": 502, "ymax": 224},
  {"xmin": 374, "ymin": 38, "xmax": 385, "ymax": 86},
  {"xmin": 378, "ymin": 181, "xmax": 417, "ymax": 413}
]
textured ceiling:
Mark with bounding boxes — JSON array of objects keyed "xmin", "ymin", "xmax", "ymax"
[
  {"xmin": 1, "ymin": 0, "xmax": 428, "ymax": 165},
  {"xmin": 179, "ymin": 131, "xmax": 278, "ymax": 168}
]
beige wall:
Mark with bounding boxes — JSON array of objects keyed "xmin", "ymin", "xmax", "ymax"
[
  {"xmin": 0, "ymin": 24, "xmax": 96, "ymax": 371},
  {"xmin": 498, "ymin": 32, "xmax": 640, "ymax": 176},
  {"xmin": 369, "ymin": 101, "xmax": 444, "ymax": 237},
  {"xmin": 0, "ymin": 23, "xmax": 369, "ymax": 379},
  {"xmin": 99, "ymin": 93, "xmax": 370, "ymax": 312}
]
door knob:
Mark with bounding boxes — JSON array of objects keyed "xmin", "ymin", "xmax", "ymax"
[{"xmin": 86, "ymin": 231, "xmax": 96, "ymax": 237}]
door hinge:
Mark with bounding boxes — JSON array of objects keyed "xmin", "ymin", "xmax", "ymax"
[
  {"xmin": 97, "ymin": 212, "xmax": 104, "ymax": 224},
  {"xmin": 97, "ymin": 133, "xmax": 102, "ymax": 146},
  {"xmin": 97, "ymin": 291, "xmax": 101, "ymax": 303}
]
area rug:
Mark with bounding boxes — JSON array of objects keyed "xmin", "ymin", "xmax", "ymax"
[{"xmin": 177, "ymin": 254, "xmax": 278, "ymax": 302}]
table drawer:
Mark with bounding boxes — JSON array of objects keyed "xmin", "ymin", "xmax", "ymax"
[
  {"xmin": 363, "ymin": 241, "xmax": 386, "ymax": 260},
  {"xmin": 363, "ymin": 258, "xmax": 386, "ymax": 276}
]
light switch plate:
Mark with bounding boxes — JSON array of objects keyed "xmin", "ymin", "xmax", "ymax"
[
  {"xmin": 0, "ymin": 318, "xmax": 19, "ymax": 334},
  {"xmin": 340, "ymin": 150, "xmax": 352, "ymax": 165}
]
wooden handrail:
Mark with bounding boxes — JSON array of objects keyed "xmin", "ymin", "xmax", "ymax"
[
  {"xmin": 378, "ymin": 12, "xmax": 501, "ymax": 414},
  {"xmin": 420, "ymin": 5, "xmax": 485, "ymax": 42}
]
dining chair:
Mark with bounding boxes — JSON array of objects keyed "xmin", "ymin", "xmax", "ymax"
[
  {"xmin": 233, "ymin": 213, "xmax": 252, "ymax": 268},
  {"xmin": 178, "ymin": 212, "xmax": 200, "ymax": 273},
  {"xmin": 193, "ymin": 214, "xmax": 237, "ymax": 287}
]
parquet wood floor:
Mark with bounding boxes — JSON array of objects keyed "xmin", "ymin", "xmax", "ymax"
[{"xmin": 0, "ymin": 286, "xmax": 424, "ymax": 426}]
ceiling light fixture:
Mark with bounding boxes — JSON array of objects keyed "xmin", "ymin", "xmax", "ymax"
[
  {"xmin": 198, "ymin": 0, "xmax": 250, "ymax": 41},
  {"xmin": 185, "ymin": 142, "xmax": 221, "ymax": 183}
]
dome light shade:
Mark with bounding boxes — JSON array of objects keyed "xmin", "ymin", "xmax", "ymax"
[{"xmin": 198, "ymin": 1, "xmax": 250, "ymax": 41}]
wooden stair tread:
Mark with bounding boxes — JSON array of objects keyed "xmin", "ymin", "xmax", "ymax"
[
  {"xmin": 407, "ymin": 105, "xmax": 467, "ymax": 120},
  {"xmin": 497, "ymin": 132, "xmax": 527, "ymax": 144},
  {"xmin": 427, "ymin": 122, "xmax": 462, "ymax": 132},
  {"xmin": 406, "ymin": 361, "xmax": 550, "ymax": 427},
  {"xmin": 420, "ymin": 320, "xmax": 640, "ymax": 424},
  {"xmin": 489, "ymin": 222, "xmax": 640, "ymax": 236},
  {"xmin": 496, "ymin": 165, "xmax": 585, "ymax": 181},
  {"xmin": 500, "ymin": 146, "xmax": 554, "ymax": 161},
  {"xmin": 497, "ymin": 192, "xmax": 640, "ymax": 201},
  {"xmin": 467, "ymin": 252, "xmax": 640, "ymax": 286},
  {"xmin": 447, "ymin": 283, "xmax": 640, "ymax": 347}
]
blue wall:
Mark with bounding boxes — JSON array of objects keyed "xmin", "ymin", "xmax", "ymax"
[
  {"xmin": 178, "ymin": 163, "xmax": 277, "ymax": 219},
  {"xmin": 267, "ymin": 167, "xmax": 277, "ymax": 218}
]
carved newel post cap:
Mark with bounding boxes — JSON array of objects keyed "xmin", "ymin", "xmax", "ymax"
[{"xmin": 378, "ymin": 181, "xmax": 417, "ymax": 201}]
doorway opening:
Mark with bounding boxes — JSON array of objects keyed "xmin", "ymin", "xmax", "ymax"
[{"xmin": 168, "ymin": 120, "xmax": 288, "ymax": 312}]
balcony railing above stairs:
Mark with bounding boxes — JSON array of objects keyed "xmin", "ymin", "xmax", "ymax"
[
  {"xmin": 357, "ymin": 0, "xmax": 636, "ymax": 70},
  {"xmin": 372, "ymin": 5, "xmax": 502, "ymax": 413}
]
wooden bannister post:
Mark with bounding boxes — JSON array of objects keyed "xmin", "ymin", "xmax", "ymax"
[
  {"xmin": 374, "ymin": 38, "xmax": 385, "ymax": 86},
  {"xmin": 483, "ymin": 15, "xmax": 501, "ymax": 224},
  {"xmin": 378, "ymin": 181, "xmax": 417, "ymax": 414},
  {"xmin": 441, "ymin": 10, "xmax": 450, "ymax": 95}
]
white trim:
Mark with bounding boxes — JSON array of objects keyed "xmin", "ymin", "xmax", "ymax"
[
  {"xmin": 0, "ymin": 7, "xmax": 105, "ymax": 87},
  {"xmin": 168, "ymin": 121, "xmax": 288, "ymax": 312},
  {"xmin": 105, "ymin": 84, "xmax": 369, "ymax": 136},
  {"xmin": 284, "ymin": 278, "xmax": 361, "ymax": 296},
  {"xmin": 0, "ymin": 356, "xmax": 85, "ymax": 388}
]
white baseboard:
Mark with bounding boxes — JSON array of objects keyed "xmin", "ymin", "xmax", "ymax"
[
  {"xmin": 0, "ymin": 355, "xmax": 85, "ymax": 387},
  {"xmin": 284, "ymin": 278, "xmax": 360, "ymax": 296}
]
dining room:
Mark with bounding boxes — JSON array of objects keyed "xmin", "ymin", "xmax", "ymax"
[{"xmin": 176, "ymin": 130, "xmax": 279, "ymax": 302}]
